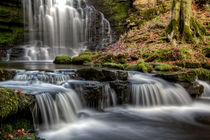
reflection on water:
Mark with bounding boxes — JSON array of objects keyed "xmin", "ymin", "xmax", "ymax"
[{"xmin": 0, "ymin": 62, "xmax": 87, "ymax": 70}]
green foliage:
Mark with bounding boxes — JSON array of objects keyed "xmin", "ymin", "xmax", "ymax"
[
  {"xmin": 102, "ymin": 62, "xmax": 124, "ymax": 70},
  {"xmin": 53, "ymin": 56, "xmax": 71, "ymax": 64},
  {"xmin": 92, "ymin": 52, "xmax": 100, "ymax": 58},
  {"xmin": 138, "ymin": 63, "xmax": 152, "ymax": 73},
  {"xmin": 189, "ymin": 68, "xmax": 210, "ymax": 80},
  {"xmin": 177, "ymin": 72, "xmax": 196, "ymax": 82},
  {"xmin": 0, "ymin": 88, "xmax": 18, "ymax": 119},
  {"xmin": 202, "ymin": 61, "xmax": 210, "ymax": 69},
  {"xmin": 154, "ymin": 64, "xmax": 172, "ymax": 71}
]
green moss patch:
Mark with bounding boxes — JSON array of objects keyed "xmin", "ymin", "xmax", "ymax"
[
  {"xmin": 189, "ymin": 68, "xmax": 210, "ymax": 80},
  {"xmin": 154, "ymin": 64, "xmax": 172, "ymax": 71},
  {"xmin": 53, "ymin": 56, "xmax": 71, "ymax": 64}
]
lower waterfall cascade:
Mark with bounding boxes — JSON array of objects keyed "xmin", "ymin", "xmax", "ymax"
[{"xmin": 0, "ymin": 70, "xmax": 210, "ymax": 140}]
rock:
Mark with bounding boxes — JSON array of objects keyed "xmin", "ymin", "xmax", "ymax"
[
  {"xmin": 179, "ymin": 81, "xmax": 204, "ymax": 98},
  {"xmin": 77, "ymin": 68, "xmax": 128, "ymax": 81},
  {"xmin": 110, "ymin": 81, "xmax": 131, "ymax": 104},
  {"xmin": 155, "ymin": 72, "xmax": 196, "ymax": 82},
  {"xmin": 68, "ymin": 81, "xmax": 107, "ymax": 110}
]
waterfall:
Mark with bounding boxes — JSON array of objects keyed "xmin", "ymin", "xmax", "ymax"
[
  {"xmin": 33, "ymin": 90, "xmax": 82, "ymax": 130},
  {"xmin": 20, "ymin": 0, "xmax": 112, "ymax": 60},
  {"xmin": 129, "ymin": 72, "xmax": 192, "ymax": 107},
  {"xmin": 198, "ymin": 80, "xmax": 210, "ymax": 97}
]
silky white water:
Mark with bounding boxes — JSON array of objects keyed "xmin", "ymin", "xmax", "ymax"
[{"xmin": 20, "ymin": 0, "xmax": 112, "ymax": 60}]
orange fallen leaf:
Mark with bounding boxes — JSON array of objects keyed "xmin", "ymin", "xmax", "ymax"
[
  {"xmin": 17, "ymin": 90, "xmax": 23, "ymax": 94},
  {"xmin": 7, "ymin": 134, "xmax": 13, "ymax": 138},
  {"xmin": 1, "ymin": 78, "xmax": 5, "ymax": 81}
]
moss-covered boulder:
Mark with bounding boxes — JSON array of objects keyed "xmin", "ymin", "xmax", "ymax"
[
  {"xmin": 53, "ymin": 56, "xmax": 71, "ymax": 64},
  {"xmin": 125, "ymin": 64, "xmax": 139, "ymax": 71},
  {"xmin": 156, "ymin": 72, "xmax": 196, "ymax": 82},
  {"xmin": 174, "ymin": 60, "xmax": 202, "ymax": 68},
  {"xmin": 189, "ymin": 68, "xmax": 210, "ymax": 81},
  {"xmin": 72, "ymin": 55, "xmax": 92, "ymax": 65}
]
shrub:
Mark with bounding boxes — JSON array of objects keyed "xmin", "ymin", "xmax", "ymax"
[
  {"xmin": 154, "ymin": 64, "xmax": 172, "ymax": 71},
  {"xmin": 53, "ymin": 56, "xmax": 71, "ymax": 64}
]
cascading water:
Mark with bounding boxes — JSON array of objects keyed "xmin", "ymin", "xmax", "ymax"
[
  {"xmin": 16, "ymin": 0, "xmax": 112, "ymax": 60},
  {"xmin": 128, "ymin": 72, "xmax": 192, "ymax": 107},
  {"xmin": 198, "ymin": 80, "xmax": 210, "ymax": 97}
]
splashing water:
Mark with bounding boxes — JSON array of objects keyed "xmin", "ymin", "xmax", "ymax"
[{"xmin": 128, "ymin": 72, "xmax": 192, "ymax": 107}]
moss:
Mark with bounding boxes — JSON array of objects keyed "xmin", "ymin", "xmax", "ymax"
[
  {"xmin": 154, "ymin": 64, "xmax": 172, "ymax": 71},
  {"xmin": 177, "ymin": 72, "xmax": 196, "ymax": 82},
  {"xmin": 137, "ymin": 59, "xmax": 145, "ymax": 64},
  {"xmin": 100, "ymin": 54, "xmax": 115, "ymax": 63},
  {"xmin": 202, "ymin": 47, "xmax": 210, "ymax": 58},
  {"xmin": 172, "ymin": 66, "xmax": 183, "ymax": 71},
  {"xmin": 189, "ymin": 68, "xmax": 210, "ymax": 80},
  {"xmin": 72, "ymin": 55, "xmax": 92, "ymax": 65},
  {"xmin": 191, "ymin": 17, "xmax": 206, "ymax": 37},
  {"xmin": 174, "ymin": 60, "xmax": 201, "ymax": 68},
  {"xmin": 138, "ymin": 63, "xmax": 153, "ymax": 73},
  {"xmin": 183, "ymin": 25, "xmax": 195, "ymax": 43},
  {"xmin": 116, "ymin": 54, "xmax": 127, "ymax": 64},
  {"xmin": 102, "ymin": 62, "xmax": 124, "ymax": 70},
  {"xmin": 166, "ymin": 19, "xmax": 179, "ymax": 37},
  {"xmin": 79, "ymin": 50, "xmax": 92, "ymax": 56},
  {"xmin": 125, "ymin": 64, "xmax": 138, "ymax": 71},
  {"xmin": 0, "ymin": 88, "xmax": 18, "ymax": 119},
  {"xmin": 53, "ymin": 56, "xmax": 71, "ymax": 64}
]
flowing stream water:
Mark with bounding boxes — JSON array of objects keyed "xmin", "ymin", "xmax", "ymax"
[{"xmin": 1, "ymin": 70, "xmax": 210, "ymax": 140}]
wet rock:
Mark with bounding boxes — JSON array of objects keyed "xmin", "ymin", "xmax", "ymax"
[
  {"xmin": 68, "ymin": 81, "xmax": 105, "ymax": 110},
  {"xmin": 77, "ymin": 67, "xmax": 128, "ymax": 81},
  {"xmin": 110, "ymin": 81, "xmax": 131, "ymax": 104},
  {"xmin": 179, "ymin": 81, "xmax": 204, "ymax": 98}
]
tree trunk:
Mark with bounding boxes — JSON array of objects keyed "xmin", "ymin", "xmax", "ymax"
[{"xmin": 166, "ymin": 0, "xmax": 206, "ymax": 43}]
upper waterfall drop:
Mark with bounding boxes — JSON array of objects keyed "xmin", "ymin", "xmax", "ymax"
[{"xmin": 21, "ymin": 0, "xmax": 112, "ymax": 60}]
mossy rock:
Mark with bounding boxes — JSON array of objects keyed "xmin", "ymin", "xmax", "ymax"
[
  {"xmin": 125, "ymin": 64, "xmax": 138, "ymax": 71},
  {"xmin": 72, "ymin": 55, "xmax": 92, "ymax": 65},
  {"xmin": 0, "ymin": 88, "xmax": 18, "ymax": 118},
  {"xmin": 154, "ymin": 64, "xmax": 172, "ymax": 71},
  {"xmin": 138, "ymin": 63, "xmax": 153, "ymax": 73},
  {"xmin": 156, "ymin": 72, "xmax": 196, "ymax": 82},
  {"xmin": 202, "ymin": 47, "xmax": 210, "ymax": 58},
  {"xmin": 53, "ymin": 56, "xmax": 71, "ymax": 64},
  {"xmin": 102, "ymin": 62, "xmax": 124, "ymax": 70},
  {"xmin": 189, "ymin": 68, "xmax": 210, "ymax": 81}
]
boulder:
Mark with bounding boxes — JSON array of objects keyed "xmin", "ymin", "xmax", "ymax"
[{"xmin": 77, "ymin": 67, "xmax": 128, "ymax": 81}]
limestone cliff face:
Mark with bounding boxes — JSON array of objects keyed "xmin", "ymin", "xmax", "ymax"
[{"xmin": 0, "ymin": 0, "xmax": 24, "ymax": 59}]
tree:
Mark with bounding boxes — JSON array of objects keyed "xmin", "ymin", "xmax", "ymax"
[{"xmin": 166, "ymin": 0, "xmax": 206, "ymax": 43}]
